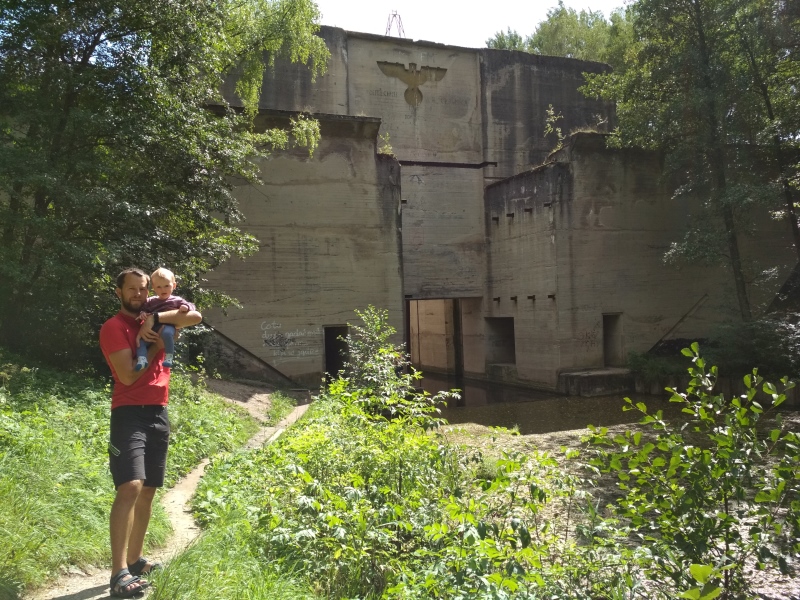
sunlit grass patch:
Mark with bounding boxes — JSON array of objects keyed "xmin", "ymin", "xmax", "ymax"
[
  {"xmin": 263, "ymin": 390, "xmax": 296, "ymax": 425},
  {"xmin": 149, "ymin": 517, "xmax": 314, "ymax": 600},
  {"xmin": 0, "ymin": 352, "xmax": 257, "ymax": 597}
]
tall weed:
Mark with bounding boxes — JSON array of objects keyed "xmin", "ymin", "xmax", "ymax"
[{"xmin": 148, "ymin": 516, "xmax": 313, "ymax": 600}]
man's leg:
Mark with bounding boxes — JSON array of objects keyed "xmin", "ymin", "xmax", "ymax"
[
  {"xmin": 125, "ymin": 485, "xmax": 157, "ymax": 565},
  {"xmin": 110, "ymin": 480, "xmax": 144, "ymax": 594}
]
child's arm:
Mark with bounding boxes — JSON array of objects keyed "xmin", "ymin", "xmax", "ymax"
[{"xmin": 178, "ymin": 297, "xmax": 196, "ymax": 314}]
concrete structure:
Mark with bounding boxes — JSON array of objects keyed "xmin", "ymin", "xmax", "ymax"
[
  {"xmin": 205, "ymin": 112, "xmax": 403, "ymax": 386},
  {"xmin": 204, "ymin": 27, "xmax": 796, "ymax": 391}
]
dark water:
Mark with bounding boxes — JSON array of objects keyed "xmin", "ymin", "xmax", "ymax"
[{"xmin": 418, "ymin": 372, "xmax": 687, "ymax": 435}]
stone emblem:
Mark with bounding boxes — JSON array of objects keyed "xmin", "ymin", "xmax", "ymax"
[{"xmin": 376, "ymin": 61, "xmax": 447, "ymax": 107}]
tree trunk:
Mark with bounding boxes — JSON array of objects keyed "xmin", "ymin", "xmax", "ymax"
[
  {"xmin": 737, "ymin": 19, "xmax": 800, "ymax": 261},
  {"xmin": 722, "ymin": 205, "xmax": 752, "ymax": 320},
  {"xmin": 692, "ymin": 0, "xmax": 752, "ymax": 320}
]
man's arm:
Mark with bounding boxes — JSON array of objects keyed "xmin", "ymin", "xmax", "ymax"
[
  {"xmin": 139, "ymin": 309, "xmax": 202, "ymax": 342},
  {"xmin": 106, "ymin": 341, "xmax": 165, "ymax": 386}
]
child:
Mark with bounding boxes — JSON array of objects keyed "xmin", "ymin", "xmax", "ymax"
[{"xmin": 135, "ymin": 267, "xmax": 196, "ymax": 371}]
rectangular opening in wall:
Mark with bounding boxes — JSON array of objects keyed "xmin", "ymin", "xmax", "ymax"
[
  {"xmin": 408, "ymin": 299, "xmax": 460, "ymax": 373},
  {"xmin": 484, "ymin": 317, "xmax": 516, "ymax": 364},
  {"xmin": 324, "ymin": 326, "xmax": 349, "ymax": 379},
  {"xmin": 603, "ymin": 313, "xmax": 624, "ymax": 367}
]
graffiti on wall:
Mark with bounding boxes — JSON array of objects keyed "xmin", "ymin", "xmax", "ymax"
[
  {"xmin": 261, "ymin": 320, "xmax": 323, "ymax": 364},
  {"xmin": 576, "ymin": 328, "xmax": 599, "ymax": 349}
]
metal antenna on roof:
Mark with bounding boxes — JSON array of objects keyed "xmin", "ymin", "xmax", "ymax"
[{"xmin": 385, "ymin": 11, "xmax": 405, "ymax": 37}]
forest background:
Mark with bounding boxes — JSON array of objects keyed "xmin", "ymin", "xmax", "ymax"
[
  {"xmin": 0, "ymin": 0, "xmax": 798, "ymax": 370},
  {"xmin": 0, "ymin": 1, "xmax": 799, "ymax": 599}
]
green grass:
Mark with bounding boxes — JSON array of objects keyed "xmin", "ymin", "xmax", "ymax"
[
  {"xmin": 0, "ymin": 351, "xmax": 258, "ymax": 599},
  {"xmin": 262, "ymin": 390, "xmax": 296, "ymax": 425},
  {"xmin": 148, "ymin": 516, "xmax": 314, "ymax": 600}
]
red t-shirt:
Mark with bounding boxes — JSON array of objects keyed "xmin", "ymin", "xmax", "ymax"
[{"xmin": 99, "ymin": 312, "xmax": 170, "ymax": 410}]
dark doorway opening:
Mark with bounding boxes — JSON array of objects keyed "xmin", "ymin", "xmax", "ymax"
[
  {"xmin": 484, "ymin": 317, "xmax": 516, "ymax": 365},
  {"xmin": 324, "ymin": 326, "xmax": 349, "ymax": 379},
  {"xmin": 603, "ymin": 313, "xmax": 624, "ymax": 367}
]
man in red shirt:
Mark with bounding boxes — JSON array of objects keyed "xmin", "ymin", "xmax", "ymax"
[{"xmin": 99, "ymin": 268, "xmax": 202, "ymax": 597}]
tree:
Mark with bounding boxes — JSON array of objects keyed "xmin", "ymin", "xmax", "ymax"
[
  {"xmin": 486, "ymin": 2, "xmax": 633, "ymax": 71},
  {"xmin": 527, "ymin": 2, "xmax": 611, "ymax": 61},
  {"xmin": 583, "ymin": 0, "xmax": 800, "ymax": 321},
  {"xmin": 0, "ymin": 0, "xmax": 329, "ymax": 365},
  {"xmin": 486, "ymin": 27, "xmax": 527, "ymax": 51}
]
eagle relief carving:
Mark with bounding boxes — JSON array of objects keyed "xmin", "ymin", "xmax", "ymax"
[{"xmin": 376, "ymin": 61, "xmax": 447, "ymax": 107}]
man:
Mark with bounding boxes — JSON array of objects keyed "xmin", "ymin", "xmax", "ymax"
[{"xmin": 99, "ymin": 268, "xmax": 202, "ymax": 597}]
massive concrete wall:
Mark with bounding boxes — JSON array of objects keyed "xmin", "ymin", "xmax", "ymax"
[
  {"xmin": 485, "ymin": 133, "xmax": 796, "ymax": 388},
  {"xmin": 208, "ymin": 30, "xmax": 796, "ymax": 390},
  {"xmin": 204, "ymin": 113, "xmax": 403, "ymax": 386},
  {"xmin": 480, "ymin": 51, "xmax": 614, "ymax": 180},
  {"xmin": 221, "ymin": 27, "xmax": 613, "ymax": 300},
  {"xmin": 485, "ymin": 164, "xmax": 565, "ymax": 387}
]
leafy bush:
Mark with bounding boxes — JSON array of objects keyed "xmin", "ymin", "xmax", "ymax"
[
  {"xmin": 627, "ymin": 350, "xmax": 688, "ymax": 384},
  {"xmin": 338, "ymin": 305, "xmax": 457, "ymax": 425},
  {"xmin": 191, "ymin": 308, "xmax": 620, "ymax": 598},
  {"xmin": 585, "ymin": 342, "xmax": 800, "ymax": 599},
  {"xmin": 185, "ymin": 324, "xmax": 799, "ymax": 600},
  {"xmin": 704, "ymin": 313, "xmax": 800, "ymax": 379}
]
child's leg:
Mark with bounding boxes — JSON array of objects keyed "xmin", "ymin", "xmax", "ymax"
[
  {"xmin": 160, "ymin": 325, "xmax": 176, "ymax": 367},
  {"xmin": 160, "ymin": 325, "xmax": 176, "ymax": 354},
  {"xmin": 135, "ymin": 339, "xmax": 149, "ymax": 371}
]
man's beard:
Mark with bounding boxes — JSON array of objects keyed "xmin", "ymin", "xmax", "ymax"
[{"xmin": 121, "ymin": 298, "xmax": 142, "ymax": 314}]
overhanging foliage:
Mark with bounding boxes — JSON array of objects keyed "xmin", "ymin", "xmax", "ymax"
[{"xmin": 0, "ymin": 0, "xmax": 329, "ymax": 365}]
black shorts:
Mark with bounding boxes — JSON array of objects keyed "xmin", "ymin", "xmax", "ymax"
[{"xmin": 108, "ymin": 405, "xmax": 170, "ymax": 488}]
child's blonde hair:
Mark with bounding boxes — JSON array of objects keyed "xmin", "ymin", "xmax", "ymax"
[{"xmin": 151, "ymin": 267, "xmax": 177, "ymax": 284}]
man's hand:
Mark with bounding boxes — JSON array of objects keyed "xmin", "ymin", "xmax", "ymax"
[{"xmin": 137, "ymin": 315, "xmax": 162, "ymax": 345}]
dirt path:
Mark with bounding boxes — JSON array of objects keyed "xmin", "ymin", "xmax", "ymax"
[{"xmin": 25, "ymin": 381, "xmax": 308, "ymax": 600}]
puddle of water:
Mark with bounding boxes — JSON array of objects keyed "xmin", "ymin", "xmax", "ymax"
[{"xmin": 418, "ymin": 372, "xmax": 686, "ymax": 435}]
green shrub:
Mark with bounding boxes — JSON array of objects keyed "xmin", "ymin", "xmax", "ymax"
[
  {"xmin": 337, "ymin": 305, "xmax": 457, "ymax": 426},
  {"xmin": 704, "ymin": 313, "xmax": 800, "ymax": 379},
  {"xmin": 182, "ymin": 324, "xmax": 800, "ymax": 599},
  {"xmin": 585, "ymin": 342, "xmax": 800, "ymax": 599},
  {"xmin": 627, "ymin": 350, "xmax": 688, "ymax": 384}
]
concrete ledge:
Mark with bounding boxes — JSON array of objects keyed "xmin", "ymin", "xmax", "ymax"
[{"xmin": 557, "ymin": 368, "xmax": 634, "ymax": 397}]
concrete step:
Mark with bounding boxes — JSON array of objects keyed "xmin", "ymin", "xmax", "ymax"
[{"xmin": 557, "ymin": 368, "xmax": 633, "ymax": 397}]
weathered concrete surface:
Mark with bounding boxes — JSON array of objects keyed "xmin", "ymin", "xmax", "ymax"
[
  {"xmin": 480, "ymin": 50, "xmax": 614, "ymax": 179},
  {"xmin": 557, "ymin": 368, "xmax": 634, "ymax": 397},
  {"xmin": 204, "ymin": 112, "xmax": 404, "ymax": 386},
  {"xmin": 401, "ymin": 166, "xmax": 485, "ymax": 297},
  {"xmin": 485, "ymin": 133, "xmax": 796, "ymax": 388},
  {"xmin": 208, "ymin": 29, "xmax": 795, "ymax": 390},
  {"xmin": 203, "ymin": 326, "xmax": 296, "ymax": 386},
  {"xmin": 222, "ymin": 27, "xmax": 612, "ymax": 303}
]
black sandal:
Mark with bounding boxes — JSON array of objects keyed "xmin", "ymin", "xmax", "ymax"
[
  {"xmin": 128, "ymin": 556, "xmax": 162, "ymax": 577},
  {"xmin": 110, "ymin": 568, "xmax": 147, "ymax": 598}
]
